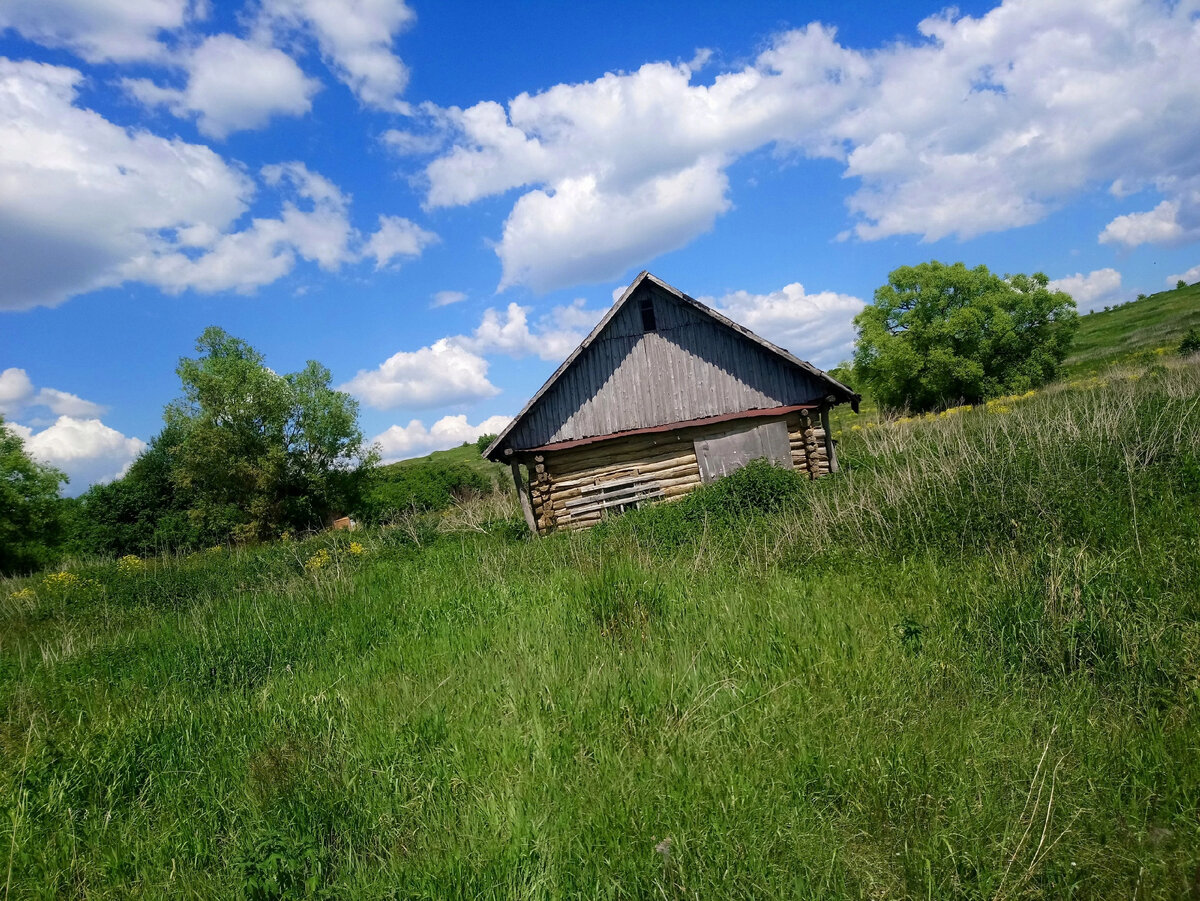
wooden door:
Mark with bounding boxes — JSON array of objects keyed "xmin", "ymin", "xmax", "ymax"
[{"xmin": 694, "ymin": 420, "xmax": 793, "ymax": 484}]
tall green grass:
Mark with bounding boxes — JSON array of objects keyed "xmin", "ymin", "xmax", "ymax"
[{"xmin": 2, "ymin": 361, "xmax": 1199, "ymax": 898}]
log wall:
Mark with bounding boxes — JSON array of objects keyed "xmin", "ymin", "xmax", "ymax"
[{"xmin": 523, "ymin": 408, "xmax": 838, "ymax": 534}]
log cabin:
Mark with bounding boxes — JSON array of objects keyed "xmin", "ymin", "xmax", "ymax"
[{"xmin": 482, "ymin": 271, "xmax": 860, "ymax": 535}]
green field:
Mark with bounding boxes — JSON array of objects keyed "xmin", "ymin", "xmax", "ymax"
[
  {"xmin": 3, "ymin": 300, "xmax": 1200, "ymax": 897},
  {"xmin": 1064, "ymin": 281, "xmax": 1200, "ymax": 376},
  {"xmin": 379, "ymin": 439, "xmax": 508, "ymax": 486}
]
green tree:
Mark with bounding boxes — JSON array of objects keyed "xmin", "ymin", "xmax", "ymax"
[
  {"xmin": 853, "ymin": 261, "xmax": 1078, "ymax": 411},
  {"xmin": 167, "ymin": 327, "xmax": 375, "ymax": 542},
  {"xmin": 1177, "ymin": 279, "xmax": 1187, "ymax": 290},
  {"xmin": 64, "ymin": 424, "xmax": 205, "ymax": 557},
  {"xmin": 0, "ymin": 417, "xmax": 66, "ymax": 574}
]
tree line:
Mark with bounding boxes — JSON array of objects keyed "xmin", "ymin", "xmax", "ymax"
[{"xmin": 3, "ymin": 328, "xmax": 375, "ymax": 574}]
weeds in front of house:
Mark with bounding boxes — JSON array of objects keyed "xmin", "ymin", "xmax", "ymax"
[{"xmin": 2, "ymin": 358, "xmax": 1199, "ymax": 898}]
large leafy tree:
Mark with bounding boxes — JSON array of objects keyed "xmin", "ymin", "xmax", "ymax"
[
  {"xmin": 166, "ymin": 327, "xmax": 376, "ymax": 542},
  {"xmin": 0, "ymin": 417, "xmax": 66, "ymax": 574},
  {"xmin": 853, "ymin": 261, "xmax": 1078, "ymax": 411}
]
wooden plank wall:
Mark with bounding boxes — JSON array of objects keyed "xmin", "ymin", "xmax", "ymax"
[
  {"xmin": 526, "ymin": 410, "xmax": 835, "ymax": 534},
  {"xmin": 504, "ymin": 284, "xmax": 828, "ymax": 450}
]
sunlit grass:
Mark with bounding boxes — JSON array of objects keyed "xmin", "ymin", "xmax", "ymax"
[{"xmin": 2, "ymin": 360, "xmax": 1200, "ymax": 898}]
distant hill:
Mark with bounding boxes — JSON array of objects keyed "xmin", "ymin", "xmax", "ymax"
[
  {"xmin": 1065, "ymin": 280, "xmax": 1200, "ymax": 376},
  {"xmin": 381, "ymin": 440, "xmax": 509, "ymax": 486}
]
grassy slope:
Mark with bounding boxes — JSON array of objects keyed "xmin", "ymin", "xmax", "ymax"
[
  {"xmin": 4, "ymin": 301, "xmax": 1200, "ymax": 897},
  {"xmin": 1064, "ymin": 281, "xmax": 1200, "ymax": 376},
  {"xmin": 3, "ymin": 360, "xmax": 1200, "ymax": 898},
  {"xmin": 380, "ymin": 441, "xmax": 508, "ymax": 486}
]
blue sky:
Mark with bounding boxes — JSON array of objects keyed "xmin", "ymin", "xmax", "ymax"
[{"xmin": 2, "ymin": 0, "xmax": 1199, "ymax": 494}]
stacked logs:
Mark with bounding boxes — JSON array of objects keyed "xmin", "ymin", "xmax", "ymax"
[
  {"xmin": 538, "ymin": 435, "xmax": 702, "ymax": 532},
  {"xmin": 528, "ymin": 455, "xmax": 556, "ymax": 532},
  {"xmin": 788, "ymin": 412, "xmax": 831, "ymax": 479}
]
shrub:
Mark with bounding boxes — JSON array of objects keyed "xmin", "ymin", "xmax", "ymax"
[
  {"xmin": 476, "ymin": 433, "xmax": 498, "ymax": 453},
  {"xmin": 360, "ymin": 461, "xmax": 491, "ymax": 522},
  {"xmin": 1178, "ymin": 279, "xmax": 1188, "ymax": 290},
  {"xmin": 597, "ymin": 458, "xmax": 807, "ymax": 550},
  {"xmin": 1179, "ymin": 327, "xmax": 1200, "ymax": 357}
]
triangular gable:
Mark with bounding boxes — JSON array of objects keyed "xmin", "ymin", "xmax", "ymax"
[{"xmin": 483, "ymin": 271, "xmax": 858, "ymax": 460}]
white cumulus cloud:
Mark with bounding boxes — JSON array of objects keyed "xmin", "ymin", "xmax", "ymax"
[
  {"xmin": 256, "ymin": 0, "xmax": 415, "ymax": 111},
  {"xmin": 1167, "ymin": 264, "xmax": 1200, "ymax": 287},
  {"xmin": 0, "ymin": 0, "xmax": 190, "ymax": 63},
  {"xmin": 0, "ymin": 368, "xmax": 108, "ymax": 419},
  {"xmin": 362, "ymin": 215, "xmax": 439, "ymax": 269},
  {"xmin": 343, "ymin": 299, "xmax": 603, "ymax": 411},
  {"xmin": 123, "ymin": 34, "xmax": 321, "ymax": 138},
  {"xmin": 0, "ymin": 62, "xmax": 438, "ymax": 309},
  {"xmin": 11, "ymin": 416, "xmax": 146, "ymax": 495},
  {"xmin": 1047, "ymin": 268, "xmax": 1123, "ymax": 313},
  {"xmin": 707, "ymin": 283, "xmax": 866, "ymax": 369},
  {"xmin": 1099, "ymin": 200, "xmax": 1195, "ymax": 249},
  {"xmin": 372, "ymin": 413, "xmax": 511, "ymax": 462},
  {"xmin": 340, "ymin": 339, "xmax": 500, "ymax": 410},
  {"xmin": 456, "ymin": 301, "xmax": 601, "ymax": 362},
  {"xmin": 415, "ymin": 0, "xmax": 1200, "ymax": 292}
]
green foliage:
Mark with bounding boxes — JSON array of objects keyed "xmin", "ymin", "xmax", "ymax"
[
  {"xmin": 598, "ymin": 458, "xmax": 807, "ymax": 551},
  {"xmin": 1178, "ymin": 279, "xmax": 1188, "ymax": 290},
  {"xmin": 853, "ymin": 261, "xmax": 1078, "ymax": 411},
  {"xmin": 166, "ymin": 327, "xmax": 375, "ymax": 542},
  {"xmin": 1179, "ymin": 327, "xmax": 1200, "ymax": 357},
  {"xmin": 63, "ymin": 424, "xmax": 209, "ymax": 558},
  {"xmin": 1064, "ymin": 279, "xmax": 1200, "ymax": 376},
  {"xmin": 360, "ymin": 460, "xmax": 491, "ymax": 522},
  {"xmin": 4, "ymin": 364, "xmax": 1200, "ymax": 896},
  {"xmin": 0, "ymin": 417, "xmax": 66, "ymax": 574},
  {"xmin": 475, "ymin": 432, "xmax": 498, "ymax": 453}
]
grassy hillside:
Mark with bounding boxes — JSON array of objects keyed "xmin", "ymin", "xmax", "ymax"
[
  {"xmin": 380, "ymin": 440, "xmax": 508, "ymax": 486},
  {"xmin": 1064, "ymin": 281, "xmax": 1200, "ymax": 376},
  {"xmin": 3, "ymin": 358, "xmax": 1200, "ymax": 898}
]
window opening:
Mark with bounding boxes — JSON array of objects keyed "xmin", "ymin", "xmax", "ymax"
[{"xmin": 639, "ymin": 297, "xmax": 657, "ymax": 331}]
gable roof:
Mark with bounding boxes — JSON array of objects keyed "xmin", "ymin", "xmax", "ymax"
[{"xmin": 483, "ymin": 271, "xmax": 859, "ymax": 460}]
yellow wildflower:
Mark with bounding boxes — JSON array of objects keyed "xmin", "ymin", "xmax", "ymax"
[
  {"xmin": 348, "ymin": 542, "xmax": 364, "ymax": 556},
  {"xmin": 117, "ymin": 554, "xmax": 146, "ymax": 573},
  {"xmin": 305, "ymin": 549, "xmax": 332, "ymax": 572},
  {"xmin": 9, "ymin": 587, "xmax": 36, "ymax": 602}
]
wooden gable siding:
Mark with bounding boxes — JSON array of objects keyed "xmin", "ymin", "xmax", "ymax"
[{"xmin": 503, "ymin": 284, "xmax": 829, "ymax": 451}]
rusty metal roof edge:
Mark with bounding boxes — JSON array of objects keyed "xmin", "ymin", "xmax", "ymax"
[{"xmin": 482, "ymin": 270, "xmax": 859, "ymax": 461}]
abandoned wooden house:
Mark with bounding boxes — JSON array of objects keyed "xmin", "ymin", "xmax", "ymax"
[{"xmin": 482, "ymin": 271, "xmax": 860, "ymax": 535}]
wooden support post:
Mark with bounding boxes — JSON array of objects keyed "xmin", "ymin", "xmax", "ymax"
[
  {"xmin": 820, "ymin": 407, "xmax": 838, "ymax": 473},
  {"xmin": 510, "ymin": 462, "xmax": 539, "ymax": 537}
]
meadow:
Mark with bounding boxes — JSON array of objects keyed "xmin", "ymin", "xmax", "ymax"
[{"xmin": 3, "ymin": 311, "xmax": 1200, "ymax": 897}]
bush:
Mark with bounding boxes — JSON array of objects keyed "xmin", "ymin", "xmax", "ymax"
[
  {"xmin": 1179, "ymin": 327, "xmax": 1200, "ymax": 357},
  {"xmin": 1, "ymin": 417, "xmax": 67, "ymax": 575},
  {"xmin": 360, "ymin": 461, "xmax": 491, "ymax": 522},
  {"xmin": 597, "ymin": 458, "xmax": 807, "ymax": 550},
  {"xmin": 476, "ymin": 433, "xmax": 498, "ymax": 453},
  {"xmin": 1178, "ymin": 279, "xmax": 1188, "ymax": 290}
]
